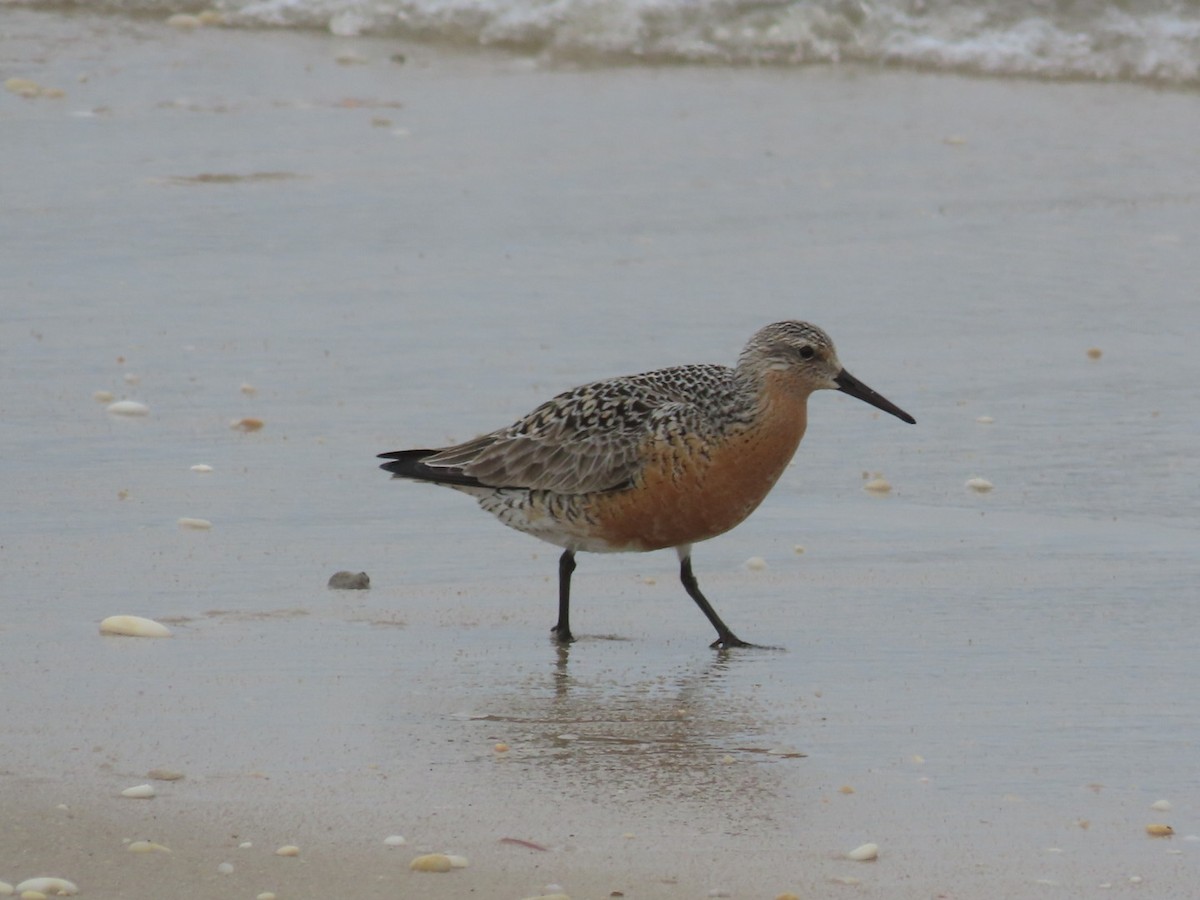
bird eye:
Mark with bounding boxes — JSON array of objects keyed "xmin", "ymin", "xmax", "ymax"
[{"xmin": 798, "ymin": 346, "xmax": 816, "ymax": 360}]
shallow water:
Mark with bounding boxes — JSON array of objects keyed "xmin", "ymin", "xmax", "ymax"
[{"xmin": 2, "ymin": 9, "xmax": 1199, "ymax": 897}]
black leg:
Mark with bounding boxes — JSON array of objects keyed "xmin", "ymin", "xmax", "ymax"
[
  {"xmin": 679, "ymin": 554, "xmax": 751, "ymax": 649},
  {"xmin": 552, "ymin": 549, "xmax": 576, "ymax": 643}
]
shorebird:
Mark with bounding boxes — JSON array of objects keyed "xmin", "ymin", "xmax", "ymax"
[{"xmin": 380, "ymin": 321, "xmax": 914, "ymax": 648}]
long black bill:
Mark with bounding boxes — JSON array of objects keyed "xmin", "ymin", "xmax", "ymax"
[{"xmin": 835, "ymin": 369, "xmax": 916, "ymax": 424}]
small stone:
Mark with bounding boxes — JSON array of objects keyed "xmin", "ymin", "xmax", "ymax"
[
  {"xmin": 409, "ymin": 853, "xmax": 453, "ymax": 872},
  {"xmin": 178, "ymin": 517, "xmax": 213, "ymax": 530},
  {"xmin": 190, "ymin": 464, "xmax": 213, "ymax": 473},
  {"xmin": 121, "ymin": 784, "xmax": 156, "ymax": 799},
  {"xmin": 14, "ymin": 880, "xmax": 77, "ymax": 897},
  {"xmin": 494, "ymin": 742, "xmax": 510, "ymax": 753},
  {"xmin": 966, "ymin": 477, "xmax": 994, "ymax": 493},
  {"xmin": 239, "ymin": 382, "xmax": 257, "ymax": 395},
  {"xmin": 147, "ymin": 768, "xmax": 184, "ymax": 781},
  {"xmin": 275, "ymin": 845, "xmax": 300, "ymax": 857},
  {"xmin": 93, "ymin": 390, "xmax": 115, "ymax": 403},
  {"xmin": 1087, "ymin": 347, "xmax": 1102, "ymax": 360},
  {"xmin": 231, "ymin": 417, "xmax": 264, "ymax": 432},
  {"xmin": 1146, "ymin": 823, "xmax": 1174, "ymax": 837},
  {"xmin": 1150, "ymin": 799, "xmax": 1171, "ymax": 811},
  {"xmin": 383, "ymin": 834, "xmax": 406, "ymax": 846},
  {"xmin": 863, "ymin": 477, "xmax": 892, "ymax": 493},
  {"xmin": 100, "ymin": 615, "xmax": 172, "ymax": 638},
  {"xmin": 975, "ymin": 415, "xmax": 994, "ymax": 424},
  {"xmin": 744, "ymin": 556, "xmax": 767, "ymax": 570},
  {"xmin": 128, "ymin": 841, "xmax": 171, "ymax": 853},
  {"xmin": 328, "ymin": 570, "xmax": 370, "ymax": 590}
]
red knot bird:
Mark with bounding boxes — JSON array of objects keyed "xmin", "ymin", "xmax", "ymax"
[{"xmin": 380, "ymin": 321, "xmax": 915, "ymax": 648}]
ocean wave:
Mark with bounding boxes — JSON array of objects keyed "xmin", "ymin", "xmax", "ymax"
[{"xmin": 8, "ymin": 0, "xmax": 1200, "ymax": 85}]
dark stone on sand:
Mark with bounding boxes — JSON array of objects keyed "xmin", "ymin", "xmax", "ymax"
[{"xmin": 328, "ymin": 570, "xmax": 370, "ymax": 590}]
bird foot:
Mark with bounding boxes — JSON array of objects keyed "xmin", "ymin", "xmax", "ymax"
[{"xmin": 550, "ymin": 625, "xmax": 575, "ymax": 644}]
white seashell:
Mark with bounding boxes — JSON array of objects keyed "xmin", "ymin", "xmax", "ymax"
[
  {"xmin": 121, "ymin": 784, "xmax": 156, "ymax": 799},
  {"xmin": 966, "ymin": 477, "xmax": 994, "ymax": 493},
  {"xmin": 744, "ymin": 556, "xmax": 767, "ymax": 570},
  {"xmin": 274, "ymin": 845, "xmax": 300, "ymax": 857},
  {"xmin": 217, "ymin": 862, "xmax": 234, "ymax": 875},
  {"xmin": 128, "ymin": 841, "xmax": 171, "ymax": 853},
  {"xmin": 106, "ymin": 400, "xmax": 149, "ymax": 416},
  {"xmin": 177, "ymin": 517, "xmax": 212, "ymax": 530},
  {"xmin": 863, "ymin": 477, "xmax": 892, "ymax": 493},
  {"xmin": 99, "ymin": 615, "xmax": 172, "ymax": 638},
  {"xmin": 846, "ymin": 842, "xmax": 878, "ymax": 861},
  {"xmin": 14, "ymin": 880, "xmax": 77, "ymax": 896},
  {"xmin": 190, "ymin": 464, "xmax": 213, "ymax": 473},
  {"xmin": 383, "ymin": 835, "xmax": 406, "ymax": 846},
  {"xmin": 1151, "ymin": 799, "xmax": 1172, "ymax": 811}
]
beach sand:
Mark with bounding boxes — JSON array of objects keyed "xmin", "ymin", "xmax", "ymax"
[{"xmin": 3, "ymin": 8, "xmax": 1199, "ymax": 898}]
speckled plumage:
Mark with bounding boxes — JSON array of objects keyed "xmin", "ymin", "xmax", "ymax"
[{"xmin": 380, "ymin": 321, "xmax": 914, "ymax": 648}]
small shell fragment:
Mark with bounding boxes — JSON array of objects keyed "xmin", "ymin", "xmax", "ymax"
[
  {"xmin": 409, "ymin": 853, "xmax": 453, "ymax": 872},
  {"xmin": 966, "ymin": 477, "xmax": 994, "ymax": 493},
  {"xmin": 446, "ymin": 855, "xmax": 469, "ymax": 868},
  {"xmin": 190, "ymin": 464, "xmax": 213, "ymax": 473},
  {"xmin": 846, "ymin": 842, "xmax": 878, "ymax": 861},
  {"xmin": 128, "ymin": 840, "xmax": 171, "ymax": 853},
  {"xmin": 274, "ymin": 845, "xmax": 300, "ymax": 857},
  {"xmin": 147, "ymin": 768, "xmax": 184, "ymax": 781},
  {"xmin": 231, "ymin": 417, "xmax": 264, "ymax": 432},
  {"xmin": 106, "ymin": 400, "xmax": 150, "ymax": 416},
  {"xmin": 975, "ymin": 415, "xmax": 994, "ymax": 424},
  {"xmin": 100, "ymin": 615, "xmax": 172, "ymax": 638},
  {"xmin": 383, "ymin": 834, "xmax": 406, "ymax": 846},
  {"xmin": 178, "ymin": 517, "xmax": 212, "ymax": 530},
  {"xmin": 93, "ymin": 390, "xmax": 115, "ymax": 403},
  {"xmin": 863, "ymin": 477, "xmax": 892, "ymax": 493},
  {"xmin": 121, "ymin": 784, "xmax": 156, "ymax": 799},
  {"xmin": 1146, "ymin": 824, "xmax": 1174, "ymax": 837},
  {"xmin": 744, "ymin": 556, "xmax": 767, "ymax": 571},
  {"xmin": 14, "ymin": 880, "xmax": 77, "ymax": 897},
  {"xmin": 1151, "ymin": 799, "xmax": 1172, "ymax": 811}
]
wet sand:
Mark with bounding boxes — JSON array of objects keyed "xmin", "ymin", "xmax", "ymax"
[{"xmin": 3, "ymin": 8, "xmax": 1199, "ymax": 898}]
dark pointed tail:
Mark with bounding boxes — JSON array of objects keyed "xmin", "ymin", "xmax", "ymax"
[{"xmin": 378, "ymin": 449, "xmax": 486, "ymax": 487}]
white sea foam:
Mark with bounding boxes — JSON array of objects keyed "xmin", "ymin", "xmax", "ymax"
[{"xmin": 12, "ymin": 0, "xmax": 1200, "ymax": 85}]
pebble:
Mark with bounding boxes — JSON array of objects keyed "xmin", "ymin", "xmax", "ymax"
[
  {"xmin": 106, "ymin": 400, "xmax": 149, "ymax": 416},
  {"xmin": 409, "ymin": 853, "xmax": 453, "ymax": 872},
  {"xmin": 190, "ymin": 464, "xmax": 213, "ymax": 473},
  {"xmin": 1151, "ymin": 799, "xmax": 1172, "ymax": 811},
  {"xmin": 178, "ymin": 517, "xmax": 213, "ymax": 530},
  {"xmin": 231, "ymin": 417, "xmax": 264, "ymax": 432},
  {"xmin": 14, "ymin": 881, "xmax": 76, "ymax": 897},
  {"xmin": 793, "ymin": 545, "xmax": 805, "ymax": 554},
  {"xmin": 274, "ymin": 845, "xmax": 300, "ymax": 857},
  {"xmin": 120, "ymin": 784, "xmax": 156, "ymax": 799},
  {"xmin": 966, "ymin": 477, "xmax": 994, "ymax": 493},
  {"xmin": 493, "ymin": 742, "xmax": 510, "ymax": 753},
  {"xmin": 93, "ymin": 390, "xmax": 115, "ymax": 403},
  {"xmin": 1146, "ymin": 823, "xmax": 1174, "ymax": 837},
  {"xmin": 744, "ymin": 556, "xmax": 767, "ymax": 570},
  {"xmin": 128, "ymin": 841, "xmax": 171, "ymax": 853},
  {"xmin": 863, "ymin": 477, "xmax": 892, "ymax": 493},
  {"xmin": 327, "ymin": 570, "xmax": 370, "ymax": 589},
  {"xmin": 846, "ymin": 842, "xmax": 878, "ymax": 861},
  {"xmin": 239, "ymin": 382, "xmax": 257, "ymax": 395},
  {"xmin": 383, "ymin": 835, "xmax": 406, "ymax": 846},
  {"xmin": 217, "ymin": 862, "xmax": 234, "ymax": 875},
  {"xmin": 100, "ymin": 615, "xmax": 172, "ymax": 638},
  {"xmin": 1087, "ymin": 347, "xmax": 1103, "ymax": 360}
]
